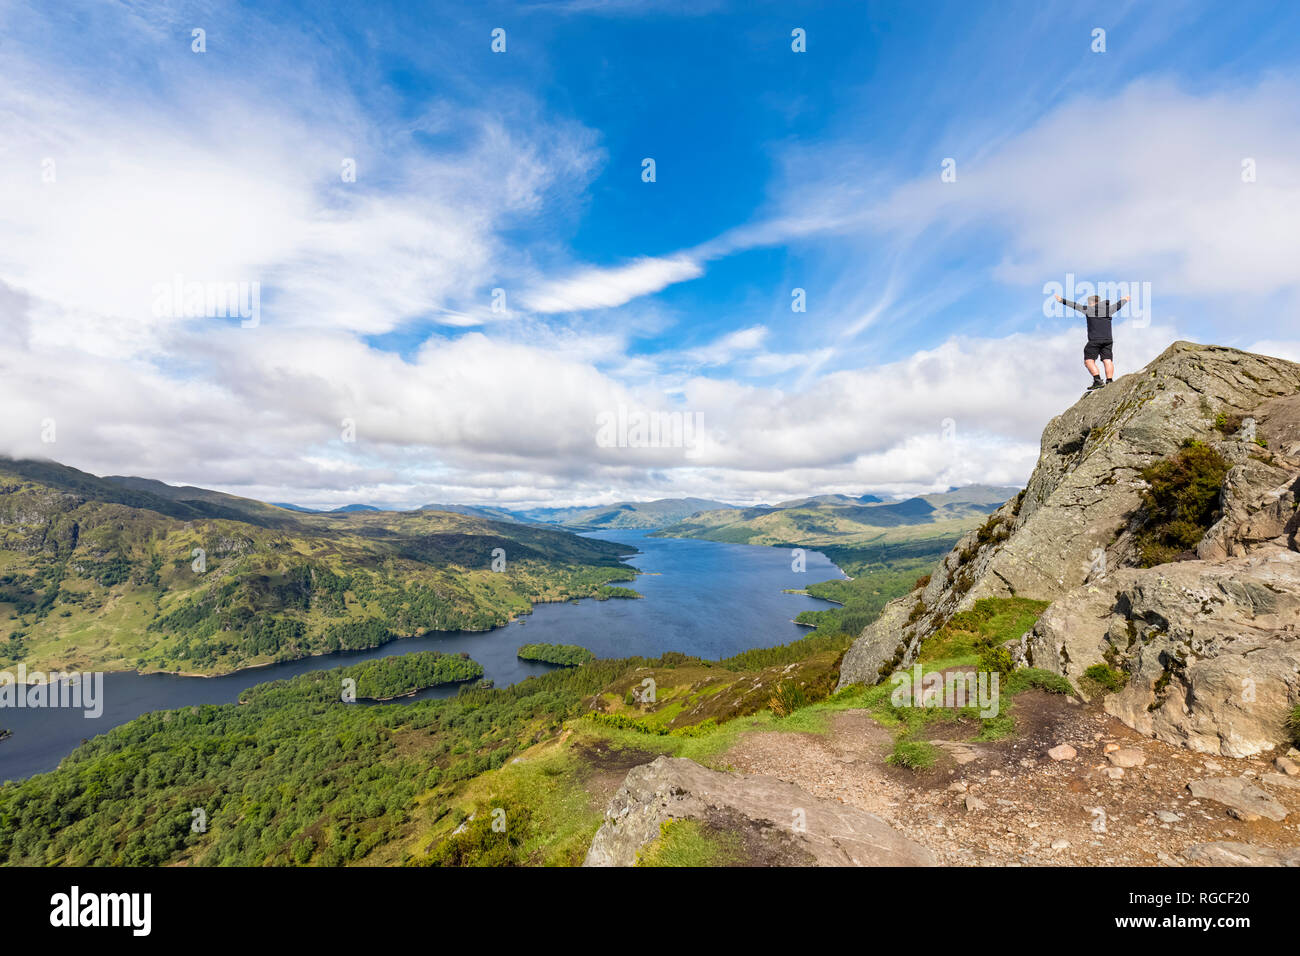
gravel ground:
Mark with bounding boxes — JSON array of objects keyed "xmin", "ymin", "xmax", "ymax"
[{"xmin": 721, "ymin": 692, "xmax": 1300, "ymax": 866}]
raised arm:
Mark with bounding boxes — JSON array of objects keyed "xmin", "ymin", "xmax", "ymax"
[
  {"xmin": 1056, "ymin": 294, "xmax": 1086, "ymax": 313},
  {"xmin": 1108, "ymin": 295, "xmax": 1130, "ymax": 315}
]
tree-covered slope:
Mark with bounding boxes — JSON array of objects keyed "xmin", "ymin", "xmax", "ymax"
[
  {"xmin": 0, "ymin": 651, "xmax": 660, "ymax": 865},
  {"xmin": 0, "ymin": 458, "xmax": 636, "ymax": 675}
]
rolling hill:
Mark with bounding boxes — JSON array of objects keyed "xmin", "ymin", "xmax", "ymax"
[
  {"xmin": 515, "ymin": 497, "xmax": 738, "ymax": 530},
  {"xmin": 0, "ymin": 458, "xmax": 637, "ymax": 676},
  {"xmin": 653, "ymin": 484, "xmax": 1021, "ymax": 549},
  {"xmin": 258, "ymin": 497, "xmax": 741, "ymax": 530}
]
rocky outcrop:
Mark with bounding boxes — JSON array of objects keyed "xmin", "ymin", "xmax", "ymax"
[
  {"xmin": 1027, "ymin": 394, "xmax": 1300, "ymax": 756},
  {"xmin": 1099, "ymin": 554, "xmax": 1300, "ymax": 757},
  {"xmin": 839, "ymin": 343, "xmax": 1300, "ymax": 758},
  {"xmin": 583, "ymin": 755, "xmax": 935, "ymax": 867}
]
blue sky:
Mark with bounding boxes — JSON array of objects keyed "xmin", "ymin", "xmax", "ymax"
[{"xmin": 1, "ymin": 0, "xmax": 1298, "ymax": 507}]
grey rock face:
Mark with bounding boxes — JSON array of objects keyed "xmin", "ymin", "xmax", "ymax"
[
  {"xmin": 1182, "ymin": 842, "xmax": 1300, "ymax": 866},
  {"xmin": 1023, "ymin": 546, "xmax": 1300, "ymax": 756},
  {"xmin": 1100, "ymin": 550, "xmax": 1300, "ymax": 757},
  {"xmin": 583, "ymin": 755, "xmax": 935, "ymax": 867},
  {"xmin": 838, "ymin": 344, "xmax": 1300, "ymax": 759},
  {"xmin": 837, "ymin": 593, "xmax": 915, "ymax": 691}
]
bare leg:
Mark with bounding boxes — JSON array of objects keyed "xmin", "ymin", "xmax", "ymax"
[
  {"xmin": 1085, "ymin": 358, "xmax": 1100, "ymax": 378},
  {"xmin": 1103, "ymin": 359, "xmax": 1114, "ymax": 380}
]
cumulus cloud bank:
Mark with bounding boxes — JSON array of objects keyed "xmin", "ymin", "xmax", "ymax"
[{"xmin": 0, "ymin": 6, "xmax": 1294, "ymax": 510}]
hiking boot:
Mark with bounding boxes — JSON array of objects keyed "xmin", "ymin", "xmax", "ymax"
[{"xmin": 1086, "ymin": 380, "xmax": 1106, "ymax": 391}]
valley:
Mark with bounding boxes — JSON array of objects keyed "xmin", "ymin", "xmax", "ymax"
[{"xmin": 3, "ymin": 343, "xmax": 1298, "ymax": 870}]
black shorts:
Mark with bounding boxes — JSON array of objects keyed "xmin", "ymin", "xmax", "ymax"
[{"xmin": 1084, "ymin": 340, "xmax": 1113, "ymax": 361}]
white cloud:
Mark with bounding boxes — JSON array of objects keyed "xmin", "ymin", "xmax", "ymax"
[
  {"xmin": 2, "ymin": 13, "xmax": 1292, "ymax": 514},
  {"xmin": 684, "ymin": 325, "xmax": 768, "ymax": 366},
  {"xmin": 520, "ymin": 255, "xmax": 703, "ymax": 313},
  {"xmin": 1248, "ymin": 340, "xmax": 1300, "ymax": 363},
  {"xmin": 0, "ymin": 291, "xmax": 1184, "ymax": 507},
  {"xmin": 0, "ymin": 50, "xmax": 601, "ymax": 337},
  {"xmin": 874, "ymin": 78, "xmax": 1300, "ymax": 300},
  {"xmin": 499, "ymin": 79, "xmax": 1300, "ymax": 338}
]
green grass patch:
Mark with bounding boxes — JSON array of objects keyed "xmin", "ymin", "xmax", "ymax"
[
  {"xmin": 1082, "ymin": 662, "xmax": 1128, "ymax": 693},
  {"xmin": 886, "ymin": 739, "xmax": 938, "ymax": 771},
  {"xmin": 919, "ymin": 597, "xmax": 1050, "ymax": 668},
  {"xmin": 1003, "ymin": 667, "xmax": 1074, "ymax": 696},
  {"xmin": 636, "ymin": 819, "xmax": 744, "ymax": 867}
]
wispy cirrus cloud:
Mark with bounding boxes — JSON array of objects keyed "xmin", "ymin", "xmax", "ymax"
[
  {"xmin": 520, "ymin": 255, "xmax": 704, "ymax": 313},
  {"xmin": 1, "ymin": 0, "xmax": 1297, "ymax": 512},
  {"xmin": 0, "ymin": 21, "xmax": 602, "ymax": 335}
]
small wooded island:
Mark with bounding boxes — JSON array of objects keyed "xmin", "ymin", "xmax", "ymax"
[
  {"xmin": 235, "ymin": 650, "xmax": 485, "ymax": 703},
  {"xmin": 594, "ymin": 585, "xmax": 642, "ymax": 600},
  {"xmin": 517, "ymin": 643, "xmax": 595, "ymax": 667},
  {"xmin": 341, "ymin": 651, "xmax": 484, "ymax": 699}
]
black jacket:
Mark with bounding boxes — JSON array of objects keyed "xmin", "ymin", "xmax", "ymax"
[{"xmin": 1063, "ymin": 298, "xmax": 1126, "ymax": 343}]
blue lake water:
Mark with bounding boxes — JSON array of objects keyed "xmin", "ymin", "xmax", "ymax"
[{"xmin": 0, "ymin": 529, "xmax": 844, "ymax": 781}]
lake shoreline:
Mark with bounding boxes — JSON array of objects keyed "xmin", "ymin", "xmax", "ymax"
[
  {"xmin": 14, "ymin": 566, "xmax": 648, "ymax": 684},
  {"xmin": 0, "ymin": 529, "xmax": 845, "ymax": 782}
]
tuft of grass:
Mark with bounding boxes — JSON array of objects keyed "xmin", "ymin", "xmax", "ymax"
[
  {"xmin": 905, "ymin": 600, "xmax": 927, "ymax": 625},
  {"xmin": 1287, "ymin": 704, "xmax": 1300, "ymax": 745},
  {"xmin": 1003, "ymin": 667, "xmax": 1074, "ymax": 696},
  {"xmin": 886, "ymin": 739, "xmax": 938, "ymax": 771},
  {"xmin": 972, "ymin": 710, "xmax": 1016, "ymax": 741},
  {"xmin": 1214, "ymin": 411, "xmax": 1244, "ymax": 435},
  {"xmin": 1082, "ymin": 662, "xmax": 1127, "ymax": 693},
  {"xmin": 978, "ymin": 644, "xmax": 1014, "ymax": 676},
  {"xmin": 768, "ymin": 680, "xmax": 811, "ymax": 718}
]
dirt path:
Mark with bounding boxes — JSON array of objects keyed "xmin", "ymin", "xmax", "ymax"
[{"xmin": 720, "ymin": 694, "xmax": 1300, "ymax": 866}]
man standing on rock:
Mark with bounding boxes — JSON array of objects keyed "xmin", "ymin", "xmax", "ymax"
[{"xmin": 1055, "ymin": 292, "xmax": 1130, "ymax": 391}]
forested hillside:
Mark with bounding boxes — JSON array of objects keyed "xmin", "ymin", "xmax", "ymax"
[{"xmin": 0, "ymin": 458, "xmax": 636, "ymax": 675}]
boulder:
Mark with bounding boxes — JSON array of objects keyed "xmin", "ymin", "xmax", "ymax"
[
  {"xmin": 1187, "ymin": 777, "xmax": 1289, "ymax": 822},
  {"xmin": 1262, "ymin": 773, "xmax": 1300, "ymax": 791},
  {"xmin": 1100, "ymin": 549, "xmax": 1300, "ymax": 757},
  {"xmin": 584, "ymin": 756, "xmax": 935, "ymax": 867},
  {"xmin": 1107, "ymin": 749, "xmax": 1147, "ymax": 768},
  {"xmin": 1182, "ymin": 842, "xmax": 1300, "ymax": 866}
]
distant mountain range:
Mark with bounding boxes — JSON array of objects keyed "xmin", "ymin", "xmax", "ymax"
[
  {"xmin": 272, "ymin": 496, "xmax": 739, "ymax": 530},
  {"xmin": 272, "ymin": 502, "xmax": 383, "ymax": 514},
  {"xmin": 652, "ymin": 484, "xmax": 1023, "ymax": 548},
  {"xmin": 507, "ymin": 497, "xmax": 738, "ymax": 530},
  {"xmin": 265, "ymin": 488, "xmax": 1023, "ymax": 536}
]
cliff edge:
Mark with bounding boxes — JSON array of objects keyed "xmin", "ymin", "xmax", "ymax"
[{"xmin": 838, "ymin": 341, "xmax": 1300, "ymax": 757}]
